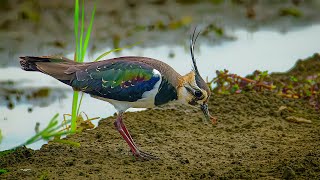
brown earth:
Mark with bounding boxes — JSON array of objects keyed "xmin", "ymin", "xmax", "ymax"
[
  {"xmin": 1, "ymin": 56, "xmax": 320, "ymax": 179},
  {"xmin": 1, "ymin": 91, "xmax": 320, "ymax": 179}
]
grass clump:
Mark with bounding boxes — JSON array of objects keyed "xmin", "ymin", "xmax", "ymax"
[
  {"xmin": 19, "ymin": 114, "xmax": 80, "ymax": 147},
  {"xmin": 71, "ymin": 0, "xmax": 97, "ymax": 132}
]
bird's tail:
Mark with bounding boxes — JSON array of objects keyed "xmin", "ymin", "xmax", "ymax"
[{"xmin": 19, "ymin": 56, "xmax": 78, "ymax": 80}]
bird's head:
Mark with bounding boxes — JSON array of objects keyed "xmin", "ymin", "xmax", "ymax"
[{"xmin": 177, "ymin": 29, "xmax": 213, "ymax": 122}]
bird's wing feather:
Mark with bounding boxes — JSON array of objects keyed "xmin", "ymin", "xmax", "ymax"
[{"xmin": 70, "ymin": 60, "xmax": 161, "ymax": 102}]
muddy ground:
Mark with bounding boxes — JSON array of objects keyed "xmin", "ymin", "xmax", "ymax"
[{"xmin": 1, "ymin": 56, "xmax": 319, "ymax": 179}]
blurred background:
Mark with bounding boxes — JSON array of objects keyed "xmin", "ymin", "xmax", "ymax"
[{"xmin": 0, "ymin": 0, "xmax": 320, "ymax": 150}]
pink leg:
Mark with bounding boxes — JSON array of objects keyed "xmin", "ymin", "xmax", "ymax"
[
  {"xmin": 118, "ymin": 114, "xmax": 138, "ymax": 148},
  {"xmin": 114, "ymin": 113, "xmax": 158, "ymax": 160},
  {"xmin": 114, "ymin": 114, "xmax": 138, "ymax": 154}
]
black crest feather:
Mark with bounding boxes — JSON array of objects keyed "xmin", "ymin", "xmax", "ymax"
[
  {"xmin": 190, "ymin": 27, "xmax": 201, "ymax": 75},
  {"xmin": 189, "ymin": 27, "xmax": 210, "ymax": 93}
]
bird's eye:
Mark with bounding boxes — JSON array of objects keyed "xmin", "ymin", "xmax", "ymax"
[{"xmin": 194, "ymin": 90, "xmax": 203, "ymax": 98}]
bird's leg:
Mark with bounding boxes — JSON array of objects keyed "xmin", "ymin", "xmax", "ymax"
[
  {"xmin": 114, "ymin": 113, "xmax": 158, "ymax": 160},
  {"xmin": 114, "ymin": 114, "xmax": 138, "ymax": 154},
  {"xmin": 117, "ymin": 113, "xmax": 138, "ymax": 149}
]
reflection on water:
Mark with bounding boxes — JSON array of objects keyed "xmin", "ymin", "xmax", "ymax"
[{"xmin": 0, "ymin": 24, "xmax": 319, "ymax": 151}]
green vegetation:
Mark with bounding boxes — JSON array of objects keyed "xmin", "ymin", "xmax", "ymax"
[
  {"xmin": 94, "ymin": 42, "xmax": 141, "ymax": 62},
  {"xmin": 211, "ymin": 69, "xmax": 319, "ymax": 110},
  {"xmin": 39, "ymin": 171, "xmax": 49, "ymax": 180},
  {"xmin": 71, "ymin": 0, "xmax": 96, "ymax": 132},
  {"xmin": 19, "ymin": 114, "xmax": 80, "ymax": 147},
  {"xmin": 0, "ymin": 169, "xmax": 8, "ymax": 175},
  {"xmin": 279, "ymin": 7, "xmax": 302, "ymax": 17}
]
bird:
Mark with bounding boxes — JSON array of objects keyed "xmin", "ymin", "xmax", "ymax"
[{"xmin": 19, "ymin": 30, "xmax": 214, "ymax": 160}]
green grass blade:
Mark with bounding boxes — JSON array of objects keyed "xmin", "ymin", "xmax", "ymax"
[
  {"xmin": 77, "ymin": 92, "xmax": 84, "ymax": 116},
  {"xmin": 21, "ymin": 114, "xmax": 59, "ymax": 146},
  {"xmin": 94, "ymin": 42, "xmax": 142, "ymax": 62},
  {"xmin": 74, "ymin": 0, "xmax": 80, "ymax": 61},
  {"xmin": 71, "ymin": 91, "xmax": 79, "ymax": 132},
  {"xmin": 81, "ymin": 2, "xmax": 96, "ymax": 61},
  {"xmin": 43, "ymin": 130, "xmax": 70, "ymax": 140},
  {"xmin": 72, "ymin": 0, "xmax": 81, "ymax": 132},
  {"xmin": 79, "ymin": 0, "xmax": 85, "ymax": 62},
  {"xmin": 71, "ymin": 0, "xmax": 97, "ymax": 131}
]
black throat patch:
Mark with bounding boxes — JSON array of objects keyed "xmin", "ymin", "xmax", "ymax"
[{"xmin": 154, "ymin": 77, "xmax": 178, "ymax": 106}]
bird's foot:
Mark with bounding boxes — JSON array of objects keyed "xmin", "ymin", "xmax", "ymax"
[{"xmin": 132, "ymin": 150, "xmax": 159, "ymax": 160}]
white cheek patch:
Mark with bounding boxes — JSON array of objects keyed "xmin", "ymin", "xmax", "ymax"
[{"xmin": 178, "ymin": 87, "xmax": 192, "ymax": 104}]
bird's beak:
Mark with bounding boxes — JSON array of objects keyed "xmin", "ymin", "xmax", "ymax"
[{"xmin": 200, "ymin": 103, "xmax": 211, "ymax": 122}]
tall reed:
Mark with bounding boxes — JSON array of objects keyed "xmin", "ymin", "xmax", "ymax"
[{"xmin": 71, "ymin": 0, "xmax": 96, "ymax": 132}]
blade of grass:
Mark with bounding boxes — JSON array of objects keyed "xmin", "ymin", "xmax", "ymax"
[
  {"xmin": 71, "ymin": 0, "xmax": 82, "ymax": 132},
  {"xmin": 74, "ymin": 0, "xmax": 80, "ymax": 61},
  {"xmin": 21, "ymin": 114, "xmax": 59, "ymax": 146},
  {"xmin": 17, "ymin": 113, "xmax": 80, "ymax": 148},
  {"xmin": 71, "ymin": 91, "xmax": 79, "ymax": 132},
  {"xmin": 72, "ymin": 1, "xmax": 96, "ymax": 125},
  {"xmin": 76, "ymin": 92, "xmax": 84, "ymax": 116},
  {"xmin": 81, "ymin": 2, "xmax": 96, "ymax": 61},
  {"xmin": 79, "ymin": 0, "xmax": 85, "ymax": 62},
  {"xmin": 94, "ymin": 42, "xmax": 142, "ymax": 62},
  {"xmin": 43, "ymin": 130, "xmax": 71, "ymax": 140}
]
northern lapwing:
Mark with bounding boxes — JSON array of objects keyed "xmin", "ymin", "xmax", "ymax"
[{"xmin": 19, "ymin": 30, "xmax": 214, "ymax": 160}]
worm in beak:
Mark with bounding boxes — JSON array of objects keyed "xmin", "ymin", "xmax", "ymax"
[{"xmin": 200, "ymin": 103, "xmax": 216, "ymax": 124}]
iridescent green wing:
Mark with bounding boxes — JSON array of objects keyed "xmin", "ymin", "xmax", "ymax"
[{"xmin": 71, "ymin": 60, "xmax": 161, "ymax": 102}]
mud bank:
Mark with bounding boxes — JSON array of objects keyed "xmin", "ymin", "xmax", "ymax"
[{"xmin": 1, "ymin": 90, "xmax": 319, "ymax": 179}]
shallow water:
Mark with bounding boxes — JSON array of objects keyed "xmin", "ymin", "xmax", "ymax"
[{"xmin": 0, "ymin": 24, "xmax": 319, "ymax": 151}]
